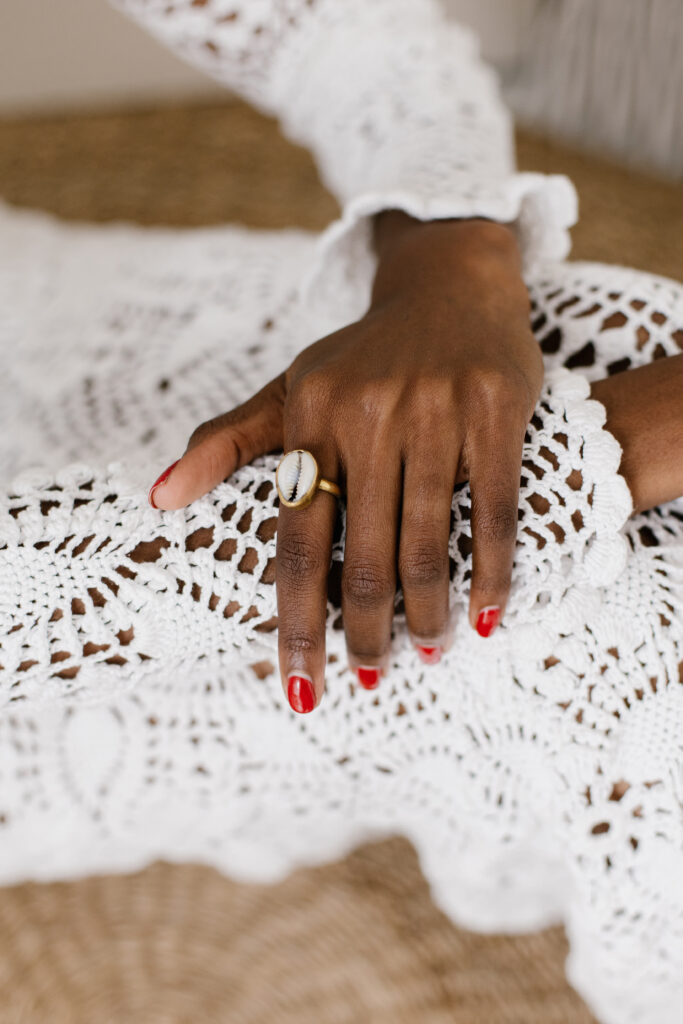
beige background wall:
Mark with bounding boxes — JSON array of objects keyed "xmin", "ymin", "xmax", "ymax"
[
  {"xmin": 0, "ymin": 0, "xmax": 220, "ymax": 113},
  {"xmin": 1, "ymin": 1, "xmax": 680, "ymax": 178},
  {"xmin": 0, "ymin": 0, "xmax": 538, "ymax": 114}
]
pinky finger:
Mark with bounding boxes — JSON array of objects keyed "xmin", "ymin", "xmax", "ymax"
[{"xmin": 467, "ymin": 423, "xmax": 525, "ymax": 638}]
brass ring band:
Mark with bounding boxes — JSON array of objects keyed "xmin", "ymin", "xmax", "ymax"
[
  {"xmin": 276, "ymin": 449, "xmax": 342, "ymax": 509},
  {"xmin": 317, "ymin": 478, "xmax": 342, "ymax": 499}
]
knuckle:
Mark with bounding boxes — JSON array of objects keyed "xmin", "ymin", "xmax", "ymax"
[
  {"xmin": 280, "ymin": 631, "xmax": 319, "ymax": 657},
  {"xmin": 470, "ymin": 367, "xmax": 521, "ymax": 411},
  {"xmin": 415, "ymin": 375, "xmax": 453, "ymax": 411},
  {"xmin": 399, "ymin": 545, "xmax": 448, "ymax": 591},
  {"xmin": 227, "ymin": 423, "xmax": 254, "ymax": 461},
  {"xmin": 204, "ymin": 434, "xmax": 239, "ymax": 482},
  {"xmin": 358, "ymin": 377, "xmax": 391, "ymax": 409},
  {"xmin": 201, "ymin": 448, "xmax": 228, "ymax": 487},
  {"xmin": 290, "ymin": 370, "xmax": 335, "ymax": 420},
  {"xmin": 472, "ymin": 571, "xmax": 511, "ymax": 597},
  {"xmin": 277, "ymin": 533, "xmax": 326, "ymax": 583},
  {"xmin": 187, "ymin": 416, "xmax": 220, "ymax": 449},
  {"xmin": 187, "ymin": 417, "xmax": 243, "ymax": 469},
  {"xmin": 355, "ymin": 380, "xmax": 396, "ymax": 433},
  {"xmin": 407, "ymin": 381, "xmax": 454, "ymax": 437},
  {"xmin": 349, "ymin": 643, "xmax": 385, "ymax": 663},
  {"xmin": 475, "ymin": 500, "xmax": 519, "ymax": 545},
  {"xmin": 342, "ymin": 559, "xmax": 395, "ymax": 608}
]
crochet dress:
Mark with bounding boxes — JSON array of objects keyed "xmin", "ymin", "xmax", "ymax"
[{"xmin": 1, "ymin": 3, "xmax": 682, "ymax": 1022}]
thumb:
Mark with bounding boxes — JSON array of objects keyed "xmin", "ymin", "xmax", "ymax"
[{"xmin": 149, "ymin": 374, "xmax": 286, "ymax": 510}]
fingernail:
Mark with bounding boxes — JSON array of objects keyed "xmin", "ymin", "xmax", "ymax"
[
  {"xmin": 287, "ymin": 674, "xmax": 316, "ymax": 713},
  {"xmin": 356, "ymin": 666, "xmax": 382, "ymax": 690},
  {"xmin": 148, "ymin": 460, "xmax": 180, "ymax": 509},
  {"xmin": 416, "ymin": 644, "xmax": 442, "ymax": 665},
  {"xmin": 476, "ymin": 605, "xmax": 501, "ymax": 638}
]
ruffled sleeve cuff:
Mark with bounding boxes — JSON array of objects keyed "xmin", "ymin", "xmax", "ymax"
[{"xmin": 302, "ymin": 172, "xmax": 578, "ymax": 325}]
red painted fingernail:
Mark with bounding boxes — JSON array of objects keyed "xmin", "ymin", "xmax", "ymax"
[
  {"xmin": 476, "ymin": 605, "xmax": 501, "ymax": 638},
  {"xmin": 416, "ymin": 645, "xmax": 442, "ymax": 665},
  {"xmin": 356, "ymin": 666, "xmax": 381, "ymax": 690},
  {"xmin": 287, "ymin": 674, "xmax": 316, "ymax": 713},
  {"xmin": 148, "ymin": 460, "xmax": 180, "ymax": 509}
]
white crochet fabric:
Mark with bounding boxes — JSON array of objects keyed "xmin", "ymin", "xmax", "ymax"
[
  {"xmin": 111, "ymin": 0, "xmax": 577, "ymax": 326},
  {"xmin": 1, "ymin": 3, "xmax": 683, "ymax": 1023}
]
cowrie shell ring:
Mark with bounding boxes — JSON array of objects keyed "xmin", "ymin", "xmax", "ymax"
[{"xmin": 275, "ymin": 449, "xmax": 341, "ymax": 509}]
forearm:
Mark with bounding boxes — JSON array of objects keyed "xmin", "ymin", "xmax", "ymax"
[{"xmin": 591, "ymin": 355, "xmax": 683, "ymax": 513}]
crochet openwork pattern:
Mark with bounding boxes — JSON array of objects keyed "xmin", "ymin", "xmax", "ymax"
[
  {"xmin": 1, "ymin": 2, "xmax": 682, "ymax": 1022},
  {"xmin": 1, "ymin": 203, "xmax": 682, "ymax": 1024}
]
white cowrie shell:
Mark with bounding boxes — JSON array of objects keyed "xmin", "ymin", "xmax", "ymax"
[{"xmin": 276, "ymin": 450, "xmax": 319, "ymax": 507}]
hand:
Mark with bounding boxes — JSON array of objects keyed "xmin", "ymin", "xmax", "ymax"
[
  {"xmin": 148, "ymin": 216, "xmax": 543, "ymax": 712},
  {"xmin": 590, "ymin": 352, "xmax": 683, "ymax": 514}
]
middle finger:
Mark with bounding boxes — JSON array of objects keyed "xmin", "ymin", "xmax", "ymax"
[
  {"xmin": 398, "ymin": 448, "xmax": 458, "ymax": 664},
  {"xmin": 342, "ymin": 450, "xmax": 402, "ymax": 690}
]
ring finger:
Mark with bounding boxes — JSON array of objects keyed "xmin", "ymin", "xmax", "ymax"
[{"xmin": 399, "ymin": 447, "xmax": 458, "ymax": 665}]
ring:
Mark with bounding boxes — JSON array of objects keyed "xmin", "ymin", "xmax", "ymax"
[{"xmin": 276, "ymin": 449, "xmax": 342, "ymax": 509}]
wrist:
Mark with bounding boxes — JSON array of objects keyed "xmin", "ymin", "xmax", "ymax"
[
  {"xmin": 590, "ymin": 355, "xmax": 683, "ymax": 513},
  {"xmin": 373, "ymin": 210, "xmax": 519, "ymax": 263},
  {"xmin": 371, "ymin": 211, "xmax": 526, "ymax": 313}
]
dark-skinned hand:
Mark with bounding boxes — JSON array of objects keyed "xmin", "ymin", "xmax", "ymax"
[{"xmin": 149, "ymin": 215, "xmax": 543, "ymax": 713}]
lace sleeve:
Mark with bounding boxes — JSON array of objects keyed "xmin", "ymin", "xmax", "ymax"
[
  {"xmin": 0, "ymin": 369, "xmax": 633, "ymax": 711},
  {"xmin": 111, "ymin": 0, "xmax": 578, "ymax": 321}
]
